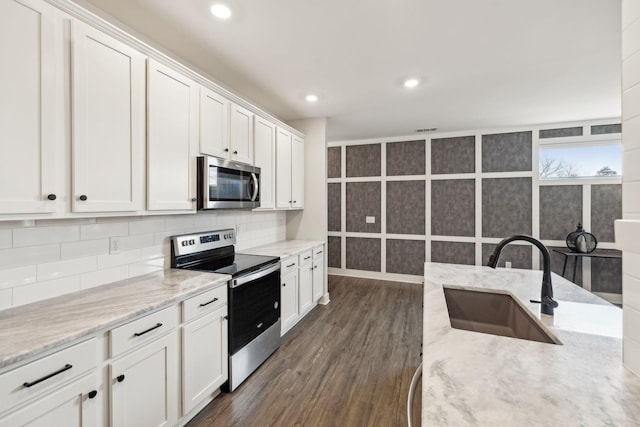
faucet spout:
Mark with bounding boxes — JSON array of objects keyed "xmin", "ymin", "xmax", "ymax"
[{"xmin": 487, "ymin": 235, "xmax": 557, "ymax": 315}]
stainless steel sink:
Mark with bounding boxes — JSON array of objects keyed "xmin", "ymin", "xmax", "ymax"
[{"xmin": 443, "ymin": 286, "xmax": 562, "ymax": 345}]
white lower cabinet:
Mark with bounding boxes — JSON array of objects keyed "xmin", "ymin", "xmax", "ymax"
[
  {"xmin": 281, "ymin": 269, "xmax": 299, "ymax": 335},
  {"xmin": 0, "ymin": 373, "xmax": 98, "ymax": 427},
  {"xmin": 312, "ymin": 255, "xmax": 324, "ymax": 303},
  {"xmin": 181, "ymin": 304, "xmax": 228, "ymax": 415},
  {"xmin": 298, "ymin": 252, "xmax": 314, "ymax": 317},
  {"xmin": 109, "ymin": 332, "xmax": 178, "ymax": 427}
]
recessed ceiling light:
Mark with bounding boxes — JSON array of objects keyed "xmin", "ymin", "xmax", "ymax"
[
  {"xmin": 305, "ymin": 94, "xmax": 319, "ymax": 103},
  {"xmin": 210, "ymin": 3, "xmax": 232, "ymax": 19},
  {"xmin": 404, "ymin": 78, "xmax": 420, "ymax": 88}
]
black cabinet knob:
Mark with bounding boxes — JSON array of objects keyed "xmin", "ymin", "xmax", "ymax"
[
  {"xmin": 116, "ymin": 374, "xmax": 125, "ymax": 383},
  {"xmin": 79, "ymin": 195, "xmax": 87, "ymax": 201},
  {"xmin": 88, "ymin": 390, "xmax": 97, "ymax": 399},
  {"xmin": 47, "ymin": 194, "xmax": 56, "ymax": 201},
  {"xmin": 191, "ymin": 197, "xmax": 197, "ymax": 202},
  {"xmin": 233, "ymin": 150, "xmax": 238, "ymax": 154},
  {"xmin": 282, "ymin": 283, "xmax": 286, "ymax": 287},
  {"xmin": 224, "ymin": 148, "xmax": 229, "ymax": 152}
]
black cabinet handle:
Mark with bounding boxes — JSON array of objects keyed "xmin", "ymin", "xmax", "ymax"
[
  {"xmin": 233, "ymin": 150, "xmax": 238, "ymax": 154},
  {"xmin": 133, "ymin": 322, "xmax": 162, "ymax": 337},
  {"xmin": 286, "ymin": 263, "xmax": 295, "ymax": 268},
  {"xmin": 224, "ymin": 148, "xmax": 229, "ymax": 152},
  {"xmin": 116, "ymin": 374, "xmax": 125, "ymax": 383},
  {"xmin": 47, "ymin": 194, "xmax": 56, "ymax": 201},
  {"xmin": 79, "ymin": 195, "xmax": 87, "ymax": 201},
  {"xmin": 293, "ymin": 200, "xmax": 297, "ymax": 203},
  {"xmin": 304, "ymin": 256, "xmax": 311, "ymax": 260},
  {"xmin": 23, "ymin": 364, "xmax": 72, "ymax": 388},
  {"xmin": 88, "ymin": 390, "xmax": 98, "ymax": 399},
  {"xmin": 316, "ymin": 250, "xmax": 323, "ymax": 254},
  {"xmin": 199, "ymin": 297, "xmax": 219, "ymax": 307}
]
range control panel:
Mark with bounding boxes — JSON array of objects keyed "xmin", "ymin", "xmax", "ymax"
[{"xmin": 172, "ymin": 229, "xmax": 235, "ymax": 255}]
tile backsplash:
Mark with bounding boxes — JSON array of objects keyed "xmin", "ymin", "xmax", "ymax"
[{"xmin": 0, "ymin": 210, "xmax": 286, "ymax": 310}]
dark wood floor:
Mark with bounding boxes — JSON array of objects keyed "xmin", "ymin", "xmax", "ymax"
[{"xmin": 186, "ymin": 275, "xmax": 423, "ymax": 427}]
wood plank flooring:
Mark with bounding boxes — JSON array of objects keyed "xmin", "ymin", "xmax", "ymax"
[{"xmin": 186, "ymin": 275, "xmax": 423, "ymax": 427}]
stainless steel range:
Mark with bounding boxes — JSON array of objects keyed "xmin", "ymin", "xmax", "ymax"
[{"xmin": 171, "ymin": 229, "xmax": 281, "ymax": 392}]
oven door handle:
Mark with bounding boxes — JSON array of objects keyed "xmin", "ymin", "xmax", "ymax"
[{"xmin": 231, "ymin": 262, "xmax": 280, "ymax": 288}]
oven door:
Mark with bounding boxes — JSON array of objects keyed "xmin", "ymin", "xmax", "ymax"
[
  {"xmin": 228, "ymin": 262, "xmax": 280, "ymax": 355},
  {"xmin": 198, "ymin": 156, "xmax": 260, "ymax": 209}
]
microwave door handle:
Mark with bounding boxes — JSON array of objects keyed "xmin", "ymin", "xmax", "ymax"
[{"xmin": 250, "ymin": 173, "xmax": 259, "ymax": 201}]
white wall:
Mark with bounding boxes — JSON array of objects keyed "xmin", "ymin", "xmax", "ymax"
[
  {"xmin": 0, "ymin": 211, "xmax": 286, "ymax": 310},
  {"xmin": 617, "ymin": 0, "xmax": 640, "ymax": 376}
]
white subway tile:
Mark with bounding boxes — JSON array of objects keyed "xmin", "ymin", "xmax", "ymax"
[
  {"xmin": 37, "ymin": 256, "xmax": 97, "ymax": 281},
  {"xmin": 13, "ymin": 225, "xmax": 80, "ymax": 248},
  {"xmin": 216, "ymin": 212, "xmax": 237, "ymax": 226},
  {"xmin": 623, "ymin": 82, "xmax": 640, "ymax": 121},
  {"xmin": 96, "ymin": 216, "xmax": 141, "ymax": 223},
  {"xmin": 13, "ymin": 276, "xmax": 81, "ymax": 307},
  {"xmin": 165, "ymin": 216, "xmax": 195, "ymax": 232},
  {"xmin": 61, "ymin": 239, "xmax": 109, "ymax": 259},
  {"xmin": 129, "ymin": 219, "xmax": 165, "ymax": 235},
  {"xmin": 0, "ymin": 245, "xmax": 60, "ymax": 268},
  {"xmin": 623, "ymin": 183, "xmax": 640, "ymax": 215},
  {"xmin": 141, "ymin": 245, "xmax": 167, "ymax": 261},
  {"xmin": 0, "ymin": 229, "xmax": 10, "ymax": 249},
  {"xmin": 624, "ymin": 250, "xmax": 640, "ymax": 278},
  {"xmin": 0, "ymin": 289, "xmax": 11, "ymax": 310},
  {"xmin": 193, "ymin": 214, "xmax": 217, "ymax": 229},
  {"xmin": 36, "ymin": 218, "xmax": 96, "ymax": 227},
  {"xmin": 154, "ymin": 231, "xmax": 173, "ymax": 246},
  {"xmin": 0, "ymin": 220, "xmax": 34, "ymax": 229},
  {"xmin": 97, "ymin": 249, "xmax": 141, "ymax": 269},
  {"xmin": 129, "ymin": 259, "xmax": 165, "ymax": 278},
  {"xmin": 623, "ymin": 50, "xmax": 640, "ymax": 92},
  {"xmin": 624, "ymin": 306, "xmax": 640, "ymax": 346},
  {"xmin": 623, "ymin": 18, "xmax": 640, "ymax": 60},
  {"xmin": 624, "ymin": 274, "xmax": 640, "ymax": 312},
  {"xmin": 624, "ymin": 336, "xmax": 640, "ymax": 376},
  {"xmin": 81, "ymin": 266, "xmax": 128, "ymax": 290},
  {"xmin": 0, "ymin": 265, "xmax": 37, "ymax": 289},
  {"xmin": 624, "ymin": 115, "xmax": 640, "ymax": 151},
  {"xmin": 81, "ymin": 222, "xmax": 128, "ymax": 240},
  {"xmin": 111, "ymin": 234, "xmax": 154, "ymax": 253},
  {"xmin": 623, "ymin": 0, "xmax": 640, "ymax": 30}
]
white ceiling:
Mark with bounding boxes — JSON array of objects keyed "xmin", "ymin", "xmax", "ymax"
[{"xmin": 78, "ymin": 0, "xmax": 622, "ymax": 141}]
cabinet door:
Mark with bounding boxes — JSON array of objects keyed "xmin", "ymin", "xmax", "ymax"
[
  {"xmin": 229, "ymin": 103, "xmax": 254, "ymax": 165},
  {"xmin": 312, "ymin": 256, "xmax": 324, "ymax": 302},
  {"xmin": 253, "ymin": 116, "xmax": 276, "ymax": 209},
  {"xmin": 181, "ymin": 306, "xmax": 228, "ymax": 415},
  {"xmin": 110, "ymin": 332, "xmax": 178, "ymax": 427},
  {"xmin": 147, "ymin": 59, "xmax": 197, "ymax": 211},
  {"xmin": 71, "ymin": 20, "xmax": 145, "ymax": 213},
  {"xmin": 199, "ymin": 86, "xmax": 230, "ymax": 158},
  {"xmin": 291, "ymin": 135, "xmax": 304, "ymax": 209},
  {"xmin": 275, "ymin": 128, "xmax": 292, "ymax": 209},
  {"xmin": 298, "ymin": 262, "xmax": 313, "ymax": 316},
  {"xmin": 0, "ymin": 374, "xmax": 98, "ymax": 427},
  {"xmin": 0, "ymin": 0, "xmax": 58, "ymax": 214},
  {"xmin": 281, "ymin": 272, "xmax": 298, "ymax": 335}
]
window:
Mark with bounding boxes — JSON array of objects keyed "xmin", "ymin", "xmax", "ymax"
[{"xmin": 539, "ymin": 139, "xmax": 622, "ymax": 179}]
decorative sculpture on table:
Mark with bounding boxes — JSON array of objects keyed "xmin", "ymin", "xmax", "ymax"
[{"xmin": 566, "ymin": 223, "xmax": 597, "ymax": 253}]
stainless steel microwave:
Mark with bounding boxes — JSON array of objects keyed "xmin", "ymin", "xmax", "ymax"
[{"xmin": 197, "ymin": 156, "xmax": 260, "ymax": 210}]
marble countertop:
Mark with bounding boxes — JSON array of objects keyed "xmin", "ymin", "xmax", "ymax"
[
  {"xmin": 242, "ymin": 239, "xmax": 324, "ymax": 259},
  {"xmin": 0, "ymin": 269, "xmax": 229, "ymax": 370},
  {"xmin": 422, "ymin": 262, "xmax": 640, "ymax": 426}
]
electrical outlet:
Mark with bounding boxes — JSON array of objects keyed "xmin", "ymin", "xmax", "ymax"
[
  {"xmin": 111, "ymin": 238, "xmax": 120, "ymax": 254},
  {"xmin": 365, "ymin": 216, "xmax": 376, "ymax": 224},
  {"xmin": 505, "ymin": 261, "xmax": 512, "ymax": 269}
]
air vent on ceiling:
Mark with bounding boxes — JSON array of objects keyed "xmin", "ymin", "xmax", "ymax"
[{"xmin": 416, "ymin": 128, "xmax": 438, "ymax": 133}]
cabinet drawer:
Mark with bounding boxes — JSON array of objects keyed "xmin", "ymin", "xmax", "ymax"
[
  {"xmin": 110, "ymin": 306, "xmax": 177, "ymax": 358},
  {"xmin": 281, "ymin": 256, "xmax": 298, "ymax": 276},
  {"xmin": 0, "ymin": 338, "xmax": 96, "ymax": 415},
  {"xmin": 299, "ymin": 250, "xmax": 313, "ymax": 266},
  {"xmin": 182, "ymin": 285, "xmax": 227, "ymax": 323},
  {"xmin": 313, "ymin": 245, "xmax": 324, "ymax": 259}
]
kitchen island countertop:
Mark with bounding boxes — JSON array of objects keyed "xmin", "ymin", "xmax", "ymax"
[
  {"xmin": 423, "ymin": 262, "xmax": 640, "ymax": 426},
  {"xmin": 242, "ymin": 239, "xmax": 324, "ymax": 259}
]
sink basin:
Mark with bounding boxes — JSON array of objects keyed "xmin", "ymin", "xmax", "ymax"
[{"xmin": 443, "ymin": 286, "xmax": 562, "ymax": 345}]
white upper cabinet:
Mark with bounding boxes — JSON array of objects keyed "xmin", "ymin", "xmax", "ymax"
[
  {"xmin": 147, "ymin": 59, "xmax": 198, "ymax": 211},
  {"xmin": 199, "ymin": 86, "xmax": 230, "ymax": 159},
  {"xmin": 291, "ymin": 135, "xmax": 304, "ymax": 209},
  {"xmin": 253, "ymin": 116, "xmax": 276, "ymax": 209},
  {"xmin": 0, "ymin": 0, "xmax": 58, "ymax": 214},
  {"xmin": 71, "ymin": 20, "xmax": 146, "ymax": 213},
  {"xmin": 275, "ymin": 128, "xmax": 304, "ymax": 209},
  {"xmin": 229, "ymin": 103, "xmax": 254, "ymax": 165}
]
